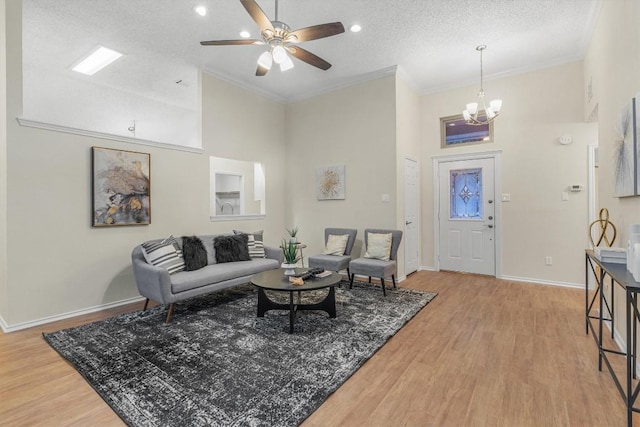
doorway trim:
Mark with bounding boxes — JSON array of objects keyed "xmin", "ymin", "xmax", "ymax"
[{"xmin": 432, "ymin": 150, "xmax": 503, "ymax": 277}]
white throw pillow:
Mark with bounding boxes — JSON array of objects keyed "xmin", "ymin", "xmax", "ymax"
[
  {"xmin": 323, "ymin": 234, "xmax": 349, "ymax": 256},
  {"xmin": 363, "ymin": 232, "xmax": 392, "ymax": 261}
]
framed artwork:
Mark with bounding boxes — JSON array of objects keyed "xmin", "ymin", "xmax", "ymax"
[
  {"xmin": 92, "ymin": 146, "xmax": 151, "ymax": 226},
  {"xmin": 440, "ymin": 114, "xmax": 493, "ymax": 148},
  {"xmin": 316, "ymin": 165, "xmax": 345, "ymax": 200},
  {"xmin": 614, "ymin": 97, "xmax": 638, "ymax": 197}
]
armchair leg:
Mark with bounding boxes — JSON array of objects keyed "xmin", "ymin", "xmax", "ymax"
[
  {"xmin": 381, "ymin": 278, "xmax": 387, "ymax": 297},
  {"xmin": 392, "ymin": 275, "xmax": 397, "ymax": 289},
  {"xmin": 143, "ymin": 298, "xmax": 150, "ymax": 311},
  {"xmin": 165, "ymin": 303, "xmax": 176, "ymax": 324},
  {"xmin": 350, "ymin": 273, "xmax": 355, "ymax": 289},
  {"xmin": 368, "ymin": 276, "xmax": 372, "ymax": 283}
]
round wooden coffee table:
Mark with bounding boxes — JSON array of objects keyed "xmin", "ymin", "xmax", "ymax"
[{"xmin": 250, "ymin": 268, "xmax": 342, "ymax": 333}]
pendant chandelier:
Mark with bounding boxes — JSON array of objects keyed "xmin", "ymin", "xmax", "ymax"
[{"xmin": 462, "ymin": 45, "xmax": 502, "ymax": 126}]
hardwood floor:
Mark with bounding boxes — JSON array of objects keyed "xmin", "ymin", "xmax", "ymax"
[{"xmin": 0, "ymin": 270, "xmax": 637, "ymax": 426}]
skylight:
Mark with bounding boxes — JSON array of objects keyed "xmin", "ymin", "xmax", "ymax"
[{"xmin": 72, "ymin": 46, "xmax": 123, "ymax": 76}]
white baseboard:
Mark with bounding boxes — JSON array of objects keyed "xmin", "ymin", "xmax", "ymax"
[
  {"xmin": 500, "ymin": 275, "xmax": 583, "ymax": 290},
  {"xmin": 419, "ymin": 266, "xmax": 437, "ymax": 272},
  {"xmin": 0, "ymin": 296, "xmax": 145, "ymax": 333}
]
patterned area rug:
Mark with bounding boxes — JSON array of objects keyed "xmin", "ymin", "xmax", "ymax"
[{"xmin": 43, "ymin": 280, "xmax": 436, "ymax": 427}]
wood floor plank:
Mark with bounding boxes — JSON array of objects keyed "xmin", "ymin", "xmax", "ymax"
[{"xmin": 1, "ymin": 271, "xmax": 638, "ymax": 426}]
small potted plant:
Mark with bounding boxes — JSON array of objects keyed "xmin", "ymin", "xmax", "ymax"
[
  {"xmin": 286, "ymin": 226, "xmax": 299, "ymax": 244},
  {"xmin": 281, "ymin": 239, "xmax": 301, "ymax": 276}
]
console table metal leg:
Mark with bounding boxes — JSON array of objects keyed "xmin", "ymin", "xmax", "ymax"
[
  {"xmin": 627, "ymin": 290, "xmax": 634, "ymax": 427},
  {"xmin": 585, "ymin": 254, "xmax": 589, "ymax": 334},
  {"xmin": 599, "ymin": 272, "xmax": 605, "ymax": 371},
  {"xmin": 612, "ymin": 280, "xmax": 616, "ymax": 339}
]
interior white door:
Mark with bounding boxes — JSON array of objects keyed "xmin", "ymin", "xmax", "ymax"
[
  {"xmin": 404, "ymin": 158, "xmax": 419, "ymax": 275},
  {"xmin": 438, "ymin": 157, "xmax": 496, "ymax": 275}
]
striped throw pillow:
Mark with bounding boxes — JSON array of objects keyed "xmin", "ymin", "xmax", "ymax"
[
  {"xmin": 141, "ymin": 236, "xmax": 185, "ymax": 274},
  {"xmin": 247, "ymin": 234, "xmax": 265, "ymax": 259}
]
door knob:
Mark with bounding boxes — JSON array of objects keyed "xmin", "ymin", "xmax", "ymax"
[
  {"xmin": 488, "ymin": 216, "xmax": 493, "ymax": 220},
  {"xmin": 405, "ymin": 221, "xmax": 412, "ymax": 225},
  {"xmin": 488, "ymin": 200, "xmax": 493, "ymax": 204},
  {"xmin": 488, "ymin": 224, "xmax": 494, "ymax": 228}
]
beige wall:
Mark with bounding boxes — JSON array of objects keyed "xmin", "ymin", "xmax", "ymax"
[
  {"xmin": 584, "ymin": 0, "xmax": 640, "ymax": 349},
  {"xmin": 0, "ymin": 0, "xmax": 8, "ymax": 319},
  {"xmin": 284, "ymin": 75, "xmax": 397, "ymax": 268},
  {"xmin": 0, "ymin": 1, "xmax": 285, "ymax": 328},
  {"xmin": 421, "ymin": 61, "xmax": 596, "ymax": 285},
  {"xmin": 395, "ymin": 75, "xmax": 422, "ymax": 276}
]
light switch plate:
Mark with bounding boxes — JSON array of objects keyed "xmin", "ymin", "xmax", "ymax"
[
  {"xmin": 561, "ymin": 191, "xmax": 569, "ymax": 201},
  {"xmin": 501, "ymin": 193, "xmax": 511, "ymax": 202},
  {"xmin": 381, "ymin": 194, "xmax": 390, "ymax": 202}
]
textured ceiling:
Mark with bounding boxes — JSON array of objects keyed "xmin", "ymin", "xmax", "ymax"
[{"xmin": 23, "ymin": 0, "xmax": 601, "ymax": 105}]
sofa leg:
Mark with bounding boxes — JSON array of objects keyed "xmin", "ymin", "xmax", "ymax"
[
  {"xmin": 143, "ymin": 298, "xmax": 150, "ymax": 311},
  {"xmin": 381, "ymin": 278, "xmax": 387, "ymax": 297},
  {"xmin": 165, "ymin": 303, "xmax": 175, "ymax": 324},
  {"xmin": 392, "ymin": 274, "xmax": 397, "ymax": 289},
  {"xmin": 368, "ymin": 276, "xmax": 372, "ymax": 283}
]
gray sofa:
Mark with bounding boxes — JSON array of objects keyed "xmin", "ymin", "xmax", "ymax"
[{"xmin": 131, "ymin": 234, "xmax": 282, "ymax": 322}]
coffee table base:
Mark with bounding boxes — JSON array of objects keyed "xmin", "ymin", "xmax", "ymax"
[{"xmin": 257, "ymin": 287, "xmax": 336, "ymax": 333}]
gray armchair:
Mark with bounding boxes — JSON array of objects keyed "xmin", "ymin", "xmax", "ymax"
[
  {"xmin": 308, "ymin": 228, "xmax": 358, "ymax": 278},
  {"xmin": 349, "ymin": 229, "xmax": 403, "ymax": 296}
]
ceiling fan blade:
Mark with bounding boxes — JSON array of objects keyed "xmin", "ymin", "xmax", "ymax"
[
  {"xmin": 288, "ymin": 22, "xmax": 345, "ymax": 43},
  {"xmin": 256, "ymin": 64, "xmax": 269, "ymax": 76},
  {"xmin": 240, "ymin": 0, "xmax": 274, "ymax": 32},
  {"xmin": 287, "ymin": 46, "xmax": 331, "ymax": 70},
  {"xmin": 200, "ymin": 39, "xmax": 262, "ymax": 46}
]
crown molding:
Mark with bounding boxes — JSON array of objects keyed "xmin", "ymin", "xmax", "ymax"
[{"xmin": 17, "ymin": 118, "xmax": 204, "ymax": 154}]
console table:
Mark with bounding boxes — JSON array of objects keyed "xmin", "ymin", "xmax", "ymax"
[{"xmin": 585, "ymin": 250, "xmax": 640, "ymax": 426}]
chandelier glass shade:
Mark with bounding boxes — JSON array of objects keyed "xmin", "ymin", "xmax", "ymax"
[{"xmin": 462, "ymin": 45, "xmax": 502, "ymax": 126}]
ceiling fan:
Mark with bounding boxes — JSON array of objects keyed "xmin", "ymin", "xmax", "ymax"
[{"xmin": 200, "ymin": 0, "xmax": 345, "ymax": 76}]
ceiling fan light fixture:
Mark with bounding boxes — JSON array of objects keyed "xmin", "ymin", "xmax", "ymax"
[
  {"xmin": 194, "ymin": 6, "xmax": 207, "ymax": 17},
  {"xmin": 272, "ymin": 45, "xmax": 287, "ymax": 64},
  {"xmin": 280, "ymin": 55, "xmax": 294, "ymax": 71},
  {"xmin": 349, "ymin": 24, "xmax": 362, "ymax": 33},
  {"xmin": 257, "ymin": 51, "xmax": 273, "ymax": 70},
  {"xmin": 239, "ymin": 30, "xmax": 251, "ymax": 38}
]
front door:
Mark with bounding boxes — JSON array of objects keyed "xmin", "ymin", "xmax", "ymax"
[{"xmin": 438, "ymin": 157, "xmax": 496, "ymax": 275}]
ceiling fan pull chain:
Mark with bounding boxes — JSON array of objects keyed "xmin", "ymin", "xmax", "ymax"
[{"xmin": 275, "ymin": 0, "xmax": 278, "ymax": 21}]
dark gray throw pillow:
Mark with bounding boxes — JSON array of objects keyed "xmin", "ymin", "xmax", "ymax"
[
  {"xmin": 181, "ymin": 236, "xmax": 208, "ymax": 271},
  {"xmin": 214, "ymin": 234, "xmax": 251, "ymax": 263}
]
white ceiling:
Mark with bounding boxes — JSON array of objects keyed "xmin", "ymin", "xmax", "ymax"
[{"xmin": 23, "ymin": 0, "xmax": 602, "ymax": 105}]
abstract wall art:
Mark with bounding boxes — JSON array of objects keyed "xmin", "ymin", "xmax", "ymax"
[
  {"xmin": 316, "ymin": 165, "xmax": 345, "ymax": 200},
  {"xmin": 614, "ymin": 97, "xmax": 638, "ymax": 197},
  {"xmin": 92, "ymin": 147, "xmax": 151, "ymax": 226}
]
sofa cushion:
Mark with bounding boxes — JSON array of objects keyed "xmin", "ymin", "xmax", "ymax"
[
  {"xmin": 170, "ymin": 258, "xmax": 280, "ymax": 294},
  {"xmin": 323, "ymin": 234, "xmax": 349, "ymax": 255},
  {"xmin": 181, "ymin": 236, "xmax": 208, "ymax": 271},
  {"xmin": 364, "ymin": 232, "xmax": 392, "ymax": 261},
  {"xmin": 214, "ymin": 234, "xmax": 251, "ymax": 263},
  {"xmin": 141, "ymin": 236, "xmax": 185, "ymax": 274},
  {"xmin": 234, "ymin": 229, "xmax": 263, "ymax": 242}
]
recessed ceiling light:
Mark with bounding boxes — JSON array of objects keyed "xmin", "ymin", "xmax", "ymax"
[
  {"xmin": 239, "ymin": 30, "xmax": 251, "ymax": 38},
  {"xmin": 71, "ymin": 46, "xmax": 123, "ymax": 76},
  {"xmin": 350, "ymin": 24, "xmax": 362, "ymax": 33},
  {"xmin": 194, "ymin": 6, "xmax": 208, "ymax": 16}
]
